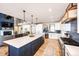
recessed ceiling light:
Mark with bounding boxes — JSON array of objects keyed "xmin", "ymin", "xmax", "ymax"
[{"xmin": 48, "ymin": 8, "xmax": 52, "ymax": 12}]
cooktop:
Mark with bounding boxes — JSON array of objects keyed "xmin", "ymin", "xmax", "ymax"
[{"xmin": 60, "ymin": 37, "xmax": 79, "ymax": 46}]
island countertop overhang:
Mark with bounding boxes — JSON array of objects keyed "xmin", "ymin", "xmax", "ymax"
[{"xmin": 4, "ymin": 33, "xmax": 44, "ymax": 48}]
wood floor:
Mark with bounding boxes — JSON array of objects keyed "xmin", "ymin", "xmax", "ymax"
[
  {"xmin": 34, "ymin": 38, "xmax": 62, "ymax": 56},
  {"xmin": 0, "ymin": 38, "xmax": 62, "ymax": 56},
  {"xmin": 0, "ymin": 45, "xmax": 8, "ymax": 56}
]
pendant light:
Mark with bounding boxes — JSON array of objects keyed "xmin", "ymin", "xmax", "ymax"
[
  {"xmin": 29, "ymin": 14, "xmax": 35, "ymax": 37},
  {"xmin": 23, "ymin": 10, "xmax": 26, "ymax": 24}
]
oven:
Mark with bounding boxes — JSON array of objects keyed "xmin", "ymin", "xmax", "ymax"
[
  {"xmin": 4, "ymin": 31, "xmax": 12, "ymax": 35},
  {"xmin": 0, "ymin": 30, "xmax": 13, "ymax": 36}
]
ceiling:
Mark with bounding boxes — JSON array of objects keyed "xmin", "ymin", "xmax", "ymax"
[{"xmin": 0, "ymin": 3, "xmax": 69, "ymax": 23}]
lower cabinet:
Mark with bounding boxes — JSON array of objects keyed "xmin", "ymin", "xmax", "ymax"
[
  {"xmin": 8, "ymin": 37, "xmax": 44, "ymax": 56},
  {"xmin": 19, "ymin": 43, "xmax": 32, "ymax": 56},
  {"xmin": 8, "ymin": 43, "xmax": 32, "ymax": 56},
  {"xmin": 31, "ymin": 37, "xmax": 44, "ymax": 55},
  {"xmin": 65, "ymin": 46, "xmax": 71, "ymax": 56}
]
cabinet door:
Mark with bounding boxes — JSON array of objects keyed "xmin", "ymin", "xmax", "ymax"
[
  {"xmin": 9, "ymin": 45, "xmax": 18, "ymax": 56},
  {"xmin": 19, "ymin": 43, "xmax": 32, "ymax": 56},
  {"xmin": 31, "ymin": 37, "xmax": 44, "ymax": 55},
  {"xmin": 65, "ymin": 47, "xmax": 70, "ymax": 56},
  {"xmin": 31, "ymin": 39, "xmax": 39, "ymax": 55}
]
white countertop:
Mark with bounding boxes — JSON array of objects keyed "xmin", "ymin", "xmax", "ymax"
[
  {"xmin": 4, "ymin": 33, "xmax": 44, "ymax": 48},
  {"xmin": 65, "ymin": 45, "xmax": 79, "ymax": 56}
]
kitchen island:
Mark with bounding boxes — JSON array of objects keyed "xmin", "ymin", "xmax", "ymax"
[{"xmin": 4, "ymin": 33, "xmax": 44, "ymax": 56}]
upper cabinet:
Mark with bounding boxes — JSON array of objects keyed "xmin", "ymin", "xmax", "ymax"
[
  {"xmin": 0, "ymin": 13, "xmax": 14, "ymax": 23},
  {"xmin": 68, "ymin": 9, "xmax": 77, "ymax": 18},
  {"xmin": 0, "ymin": 13, "xmax": 14, "ymax": 30},
  {"xmin": 61, "ymin": 3, "xmax": 77, "ymax": 23},
  {"xmin": 61, "ymin": 12, "xmax": 68, "ymax": 23},
  {"xmin": 67, "ymin": 3, "xmax": 77, "ymax": 10}
]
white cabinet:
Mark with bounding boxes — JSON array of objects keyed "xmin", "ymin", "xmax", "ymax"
[
  {"xmin": 49, "ymin": 33, "xmax": 61, "ymax": 39},
  {"xmin": 65, "ymin": 46, "xmax": 71, "ymax": 56},
  {"xmin": 65, "ymin": 45, "xmax": 79, "ymax": 56}
]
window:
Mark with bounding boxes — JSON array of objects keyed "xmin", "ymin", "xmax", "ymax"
[
  {"xmin": 55, "ymin": 23, "xmax": 61, "ymax": 30},
  {"xmin": 22, "ymin": 24, "xmax": 31, "ymax": 33},
  {"xmin": 49, "ymin": 24, "xmax": 55, "ymax": 32},
  {"xmin": 31, "ymin": 24, "xmax": 36, "ymax": 34},
  {"xmin": 36, "ymin": 24, "xmax": 43, "ymax": 34}
]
